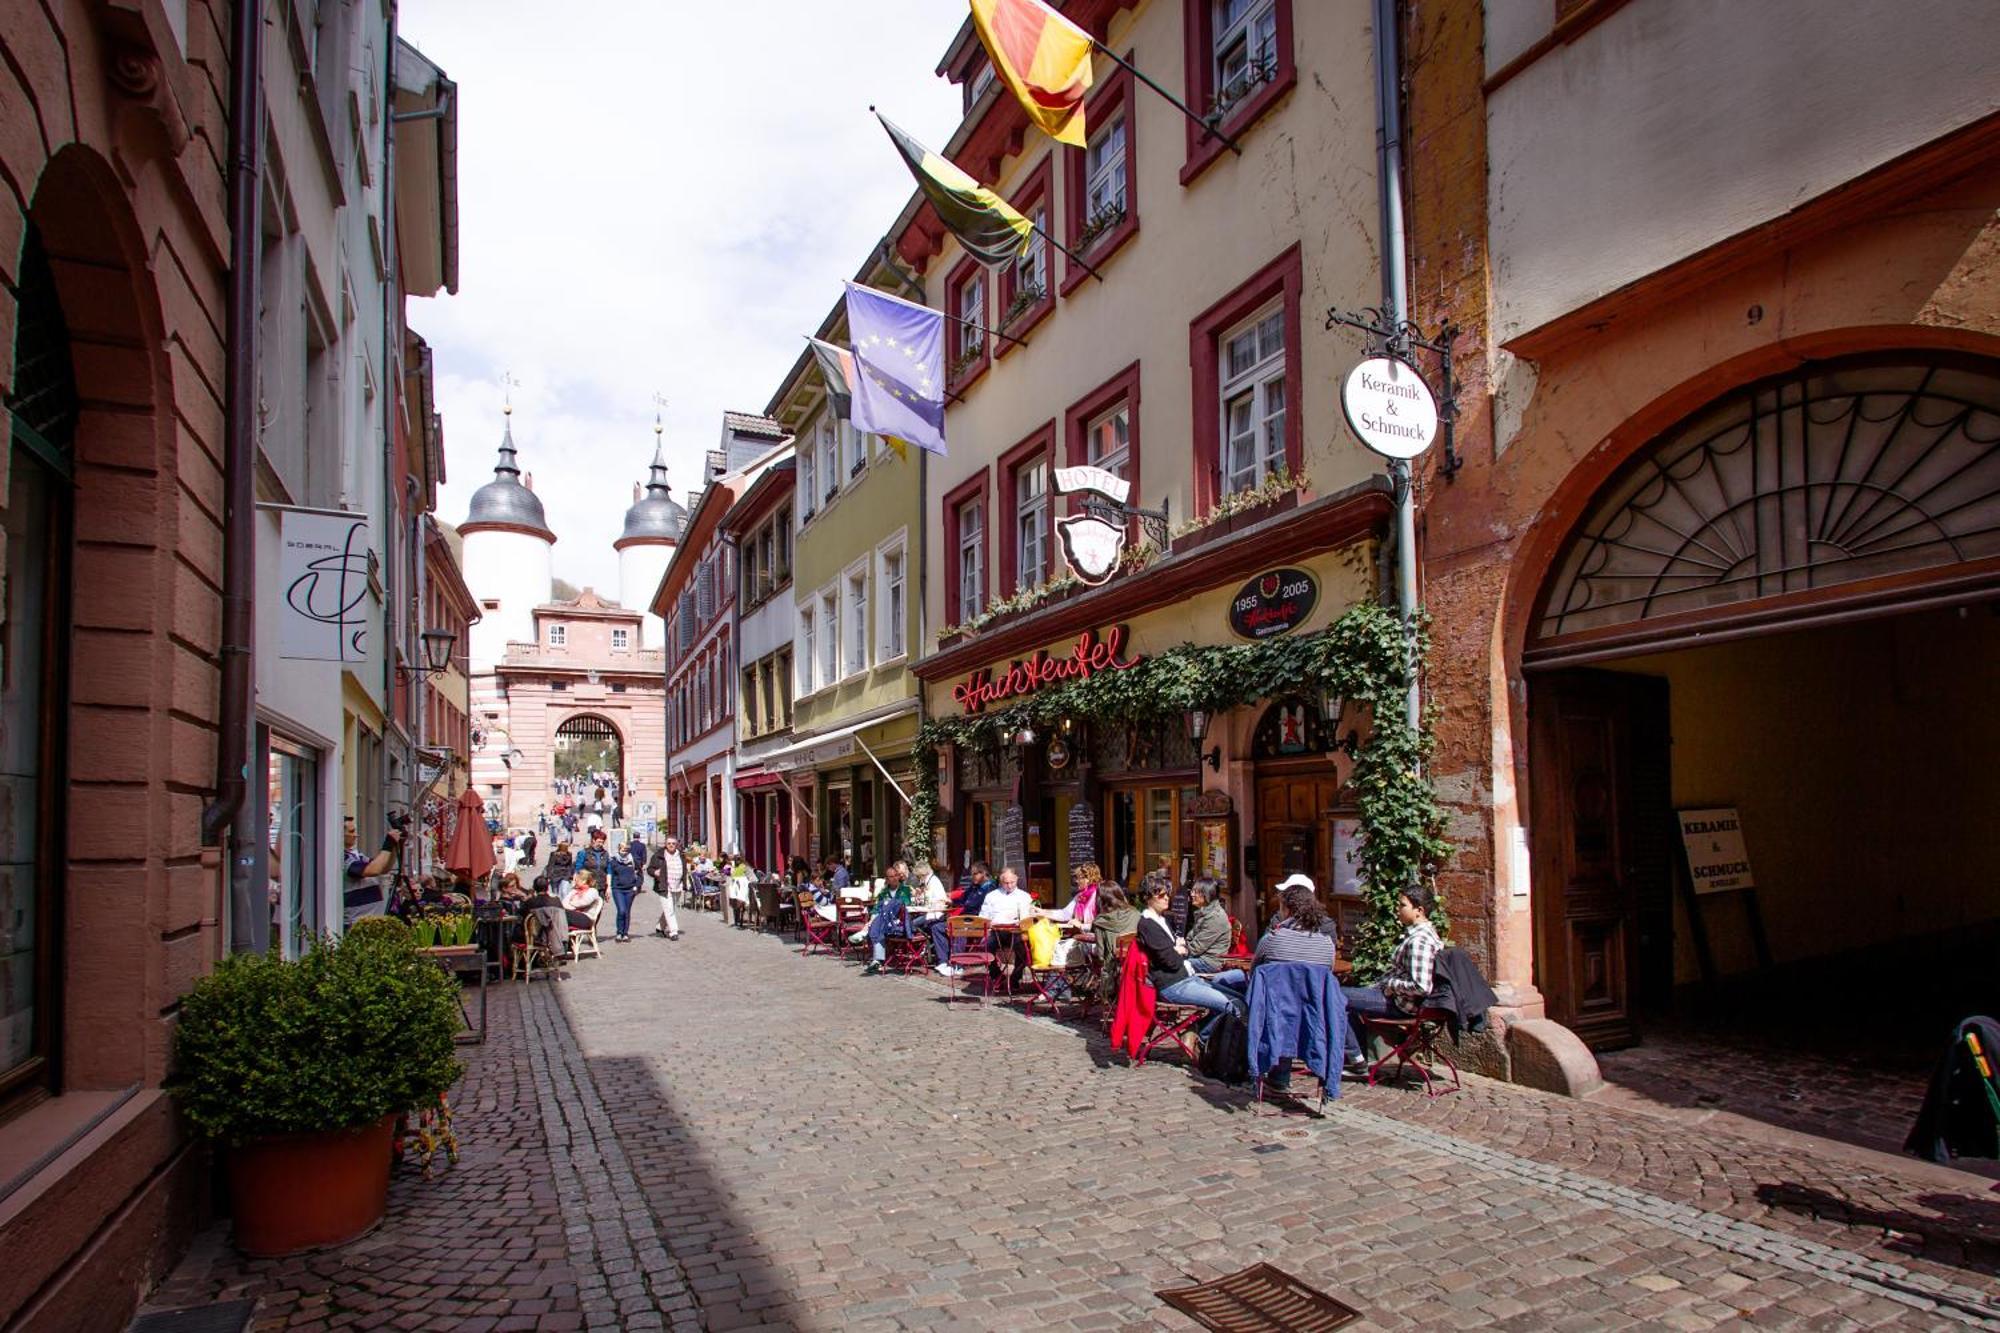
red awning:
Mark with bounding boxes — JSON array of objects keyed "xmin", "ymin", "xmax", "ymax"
[{"xmin": 734, "ymin": 770, "xmax": 784, "ymax": 791}]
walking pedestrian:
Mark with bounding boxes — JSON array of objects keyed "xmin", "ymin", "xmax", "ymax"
[
  {"xmin": 519, "ymin": 828, "xmax": 538, "ymax": 872},
  {"xmin": 649, "ymin": 834, "xmax": 685, "ymax": 940},
  {"xmin": 606, "ymin": 836, "xmax": 642, "ymax": 942}
]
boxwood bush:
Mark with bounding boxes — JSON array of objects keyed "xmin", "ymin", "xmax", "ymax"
[{"xmin": 173, "ymin": 923, "xmax": 464, "ymax": 1143}]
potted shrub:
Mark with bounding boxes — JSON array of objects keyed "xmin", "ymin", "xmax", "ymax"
[{"xmin": 172, "ymin": 917, "xmax": 464, "ymax": 1255}]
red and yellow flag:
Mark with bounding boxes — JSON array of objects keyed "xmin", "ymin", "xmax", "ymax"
[{"xmin": 969, "ymin": 0, "xmax": 1095, "ymax": 148}]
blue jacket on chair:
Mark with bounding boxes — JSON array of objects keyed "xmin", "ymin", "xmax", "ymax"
[{"xmin": 1247, "ymin": 962, "xmax": 1347, "ymax": 1094}]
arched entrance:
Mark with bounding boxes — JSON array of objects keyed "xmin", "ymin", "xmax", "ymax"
[
  {"xmin": 554, "ymin": 713, "xmax": 624, "ymax": 812},
  {"xmin": 1523, "ymin": 354, "xmax": 2000, "ymax": 1048}
]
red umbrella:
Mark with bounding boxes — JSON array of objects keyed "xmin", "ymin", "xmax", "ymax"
[{"xmin": 444, "ymin": 786, "xmax": 495, "ymax": 881}]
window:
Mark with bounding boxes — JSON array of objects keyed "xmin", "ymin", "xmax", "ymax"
[
  {"xmin": 547, "ymin": 624, "xmax": 566, "ymax": 646},
  {"xmin": 944, "ymin": 470, "xmax": 989, "ymax": 626},
  {"xmin": 1182, "ymin": 0, "xmax": 1295, "ymax": 184},
  {"xmin": 1064, "ymin": 67, "xmax": 1138, "ymax": 289},
  {"xmin": 799, "ymin": 445, "xmax": 817, "ymax": 520},
  {"xmin": 997, "ymin": 158, "xmax": 1054, "ymax": 347},
  {"xmin": 776, "ymin": 648, "xmax": 793, "ymax": 726},
  {"xmin": 1219, "ymin": 303, "xmax": 1287, "ymax": 495},
  {"xmin": 842, "ymin": 419, "xmax": 866, "ymax": 479},
  {"xmin": 1001, "ymin": 425, "xmax": 1055, "ymax": 595},
  {"xmin": 761, "ymin": 658, "xmax": 777, "ymax": 733},
  {"xmin": 1190, "ymin": 246, "xmax": 1302, "ymax": 515},
  {"xmin": 1085, "ymin": 118, "xmax": 1127, "ymax": 228},
  {"xmin": 611, "ymin": 627, "xmax": 629, "ymax": 650},
  {"xmin": 877, "ymin": 537, "xmax": 906, "ymax": 661},
  {"xmin": 1087, "ymin": 402, "xmax": 1131, "ymax": 477},
  {"xmin": 776, "ymin": 506, "xmax": 792, "ymax": 581},
  {"xmin": 742, "ymin": 665, "xmax": 759, "ymax": 736},
  {"xmin": 844, "ymin": 563, "xmax": 869, "ymax": 677},
  {"xmin": 967, "ymin": 58, "xmax": 996, "ymax": 109},
  {"xmin": 799, "ymin": 606, "xmax": 817, "ymax": 693},
  {"xmin": 758, "ymin": 524, "xmax": 776, "ymax": 600},
  {"xmin": 947, "ymin": 255, "xmax": 990, "ymax": 389},
  {"xmin": 817, "ymin": 416, "xmax": 839, "ymax": 503},
  {"xmin": 551, "ymin": 678, "xmax": 567, "ymax": 691},
  {"xmin": 818, "ymin": 587, "xmax": 840, "ymax": 685}
]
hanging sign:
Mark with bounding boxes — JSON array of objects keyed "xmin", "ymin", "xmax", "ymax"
[
  {"xmin": 951, "ymin": 625, "xmax": 1142, "ymax": 715},
  {"xmin": 1052, "ymin": 466, "xmax": 1135, "ymax": 586},
  {"xmin": 1053, "ymin": 465, "xmax": 1131, "ymax": 506},
  {"xmin": 278, "ymin": 507, "xmax": 373, "ymax": 661},
  {"xmin": 1677, "ymin": 807, "xmax": 1755, "ymax": 896},
  {"xmin": 1341, "ymin": 355, "xmax": 1439, "ymax": 460},
  {"xmin": 1229, "ymin": 567, "xmax": 1319, "ymax": 639}
]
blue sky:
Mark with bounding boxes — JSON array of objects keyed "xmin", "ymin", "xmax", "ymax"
[{"xmin": 402, "ymin": 2, "xmax": 967, "ymax": 596}]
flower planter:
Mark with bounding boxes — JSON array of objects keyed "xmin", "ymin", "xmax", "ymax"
[
  {"xmin": 1170, "ymin": 490, "xmax": 1301, "ymax": 556},
  {"xmin": 226, "ymin": 1114, "xmax": 397, "ymax": 1256}
]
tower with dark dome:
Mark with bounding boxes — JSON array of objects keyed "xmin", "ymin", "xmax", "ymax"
[
  {"xmin": 458, "ymin": 408, "xmax": 555, "ymax": 670},
  {"xmin": 615, "ymin": 419, "xmax": 685, "ymax": 647}
]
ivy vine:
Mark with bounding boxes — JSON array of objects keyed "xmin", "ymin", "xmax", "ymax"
[{"xmin": 906, "ymin": 600, "xmax": 1451, "ymax": 977}]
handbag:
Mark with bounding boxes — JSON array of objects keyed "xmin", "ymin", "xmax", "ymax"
[
  {"xmin": 1199, "ymin": 1013, "xmax": 1251, "ymax": 1085},
  {"xmin": 1025, "ymin": 917, "xmax": 1061, "ymax": 969}
]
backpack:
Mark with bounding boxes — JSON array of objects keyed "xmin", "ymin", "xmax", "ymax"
[{"xmin": 1199, "ymin": 1013, "xmax": 1251, "ymax": 1085}]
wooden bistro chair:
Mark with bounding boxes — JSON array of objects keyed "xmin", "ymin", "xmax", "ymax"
[
  {"xmin": 509, "ymin": 912, "xmax": 563, "ymax": 984},
  {"xmin": 944, "ymin": 916, "xmax": 997, "ymax": 1006},
  {"xmin": 798, "ymin": 892, "xmax": 838, "ymax": 957}
]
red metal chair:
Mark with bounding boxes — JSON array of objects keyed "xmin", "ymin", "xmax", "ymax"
[
  {"xmin": 886, "ymin": 906, "xmax": 933, "ymax": 975},
  {"xmin": 835, "ymin": 900, "xmax": 872, "ymax": 963},
  {"xmin": 1359, "ymin": 1005, "xmax": 1463, "ymax": 1098},
  {"xmin": 798, "ymin": 892, "xmax": 838, "ymax": 957},
  {"xmin": 1023, "ymin": 930, "xmax": 1095, "ymax": 1019},
  {"xmin": 1118, "ymin": 939, "xmax": 1204, "ymax": 1066},
  {"xmin": 944, "ymin": 916, "xmax": 996, "ymax": 1005}
]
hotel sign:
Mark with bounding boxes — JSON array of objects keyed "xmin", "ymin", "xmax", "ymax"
[{"xmin": 951, "ymin": 625, "xmax": 1142, "ymax": 715}]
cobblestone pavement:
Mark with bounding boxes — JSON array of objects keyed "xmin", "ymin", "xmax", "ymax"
[{"xmin": 145, "ymin": 904, "xmax": 2000, "ymax": 1331}]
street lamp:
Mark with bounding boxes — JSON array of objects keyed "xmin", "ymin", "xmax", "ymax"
[
  {"xmin": 399, "ymin": 628, "xmax": 457, "ymax": 679},
  {"xmin": 1183, "ymin": 708, "xmax": 1222, "ymax": 772}
]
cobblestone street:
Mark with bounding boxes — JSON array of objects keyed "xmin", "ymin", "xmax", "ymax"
[{"xmin": 147, "ymin": 907, "xmax": 2000, "ymax": 1331}]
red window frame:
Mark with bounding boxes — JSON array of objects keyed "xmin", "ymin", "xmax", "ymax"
[
  {"xmin": 998, "ymin": 422, "xmax": 1057, "ymax": 596},
  {"xmin": 995, "ymin": 155, "xmax": 1056, "ymax": 353},
  {"xmin": 1063, "ymin": 361, "xmax": 1142, "ymax": 528},
  {"xmin": 1189, "ymin": 244, "xmax": 1303, "ymax": 517},
  {"xmin": 942, "ymin": 468, "xmax": 991, "ymax": 627},
  {"xmin": 945, "ymin": 253, "xmax": 992, "ymax": 393},
  {"xmin": 1062, "ymin": 61, "xmax": 1140, "ymax": 295},
  {"xmin": 1181, "ymin": 0, "xmax": 1298, "ymax": 186}
]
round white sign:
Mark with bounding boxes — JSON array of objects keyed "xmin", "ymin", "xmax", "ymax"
[{"xmin": 1341, "ymin": 355, "xmax": 1439, "ymax": 460}]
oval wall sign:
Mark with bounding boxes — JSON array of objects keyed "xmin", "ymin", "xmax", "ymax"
[
  {"xmin": 1342, "ymin": 354, "xmax": 1439, "ymax": 459},
  {"xmin": 1230, "ymin": 568, "xmax": 1318, "ymax": 639}
]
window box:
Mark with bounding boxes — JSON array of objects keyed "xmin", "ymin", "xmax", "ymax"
[
  {"xmin": 1001, "ymin": 282, "xmax": 1047, "ymax": 328},
  {"xmin": 1170, "ymin": 485, "xmax": 1299, "ymax": 555}
]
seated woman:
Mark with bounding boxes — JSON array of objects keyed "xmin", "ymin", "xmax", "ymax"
[
  {"xmin": 1254, "ymin": 882, "xmax": 1339, "ymax": 1089},
  {"xmin": 1039, "ymin": 861, "xmax": 1103, "ymax": 930},
  {"xmin": 1136, "ymin": 872, "xmax": 1247, "ymax": 1040},
  {"xmin": 495, "ymin": 871, "xmax": 528, "ymax": 911},
  {"xmin": 560, "ymin": 869, "xmax": 603, "ymax": 932},
  {"xmin": 1092, "ymin": 883, "xmax": 1140, "ymax": 1004},
  {"xmin": 808, "ymin": 869, "xmax": 838, "ymax": 922}
]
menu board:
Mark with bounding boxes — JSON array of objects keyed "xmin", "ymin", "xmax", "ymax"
[
  {"xmin": 997, "ymin": 804, "xmax": 1028, "ymax": 881},
  {"xmin": 1067, "ymin": 801, "xmax": 1097, "ymax": 869}
]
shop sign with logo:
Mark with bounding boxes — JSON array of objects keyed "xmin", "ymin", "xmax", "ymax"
[
  {"xmin": 1341, "ymin": 355, "xmax": 1440, "ymax": 460},
  {"xmin": 951, "ymin": 625, "xmax": 1142, "ymax": 715},
  {"xmin": 1051, "ymin": 466, "xmax": 1169, "ymax": 586},
  {"xmin": 1229, "ymin": 567, "xmax": 1318, "ymax": 639}
]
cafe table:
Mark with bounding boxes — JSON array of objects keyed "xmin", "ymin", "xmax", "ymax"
[{"xmin": 419, "ymin": 943, "xmax": 488, "ymax": 1044}]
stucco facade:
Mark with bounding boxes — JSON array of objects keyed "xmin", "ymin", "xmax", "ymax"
[{"xmin": 1409, "ymin": 0, "xmax": 2000, "ymax": 1067}]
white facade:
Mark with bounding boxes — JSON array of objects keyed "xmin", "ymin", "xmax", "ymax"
[
  {"xmin": 462, "ymin": 525, "xmax": 555, "ymax": 671},
  {"xmin": 618, "ymin": 541, "xmax": 673, "ymax": 648}
]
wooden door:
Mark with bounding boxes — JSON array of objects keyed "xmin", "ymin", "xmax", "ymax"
[
  {"xmin": 1254, "ymin": 771, "xmax": 1344, "ymax": 928},
  {"xmin": 1527, "ymin": 670, "xmax": 1670, "ymax": 1050}
]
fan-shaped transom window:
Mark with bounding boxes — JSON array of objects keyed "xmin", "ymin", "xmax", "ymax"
[{"xmin": 1536, "ymin": 356, "xmax": 2000, "ymax": 643}]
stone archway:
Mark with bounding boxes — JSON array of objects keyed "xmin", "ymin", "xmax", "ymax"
[{"xmin": 554, "ymin": 712, "xmax": 625, "ymax": 797}]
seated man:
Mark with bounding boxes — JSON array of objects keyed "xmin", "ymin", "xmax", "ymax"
[
  {"xmin": 977, "ymin": 867, "xmax": 1037, "ymax": 988},
  {"xmin": 1183, "ymin": 878, "xmax": 1236, "ymax": 973},
  {"xmin": 1340, "ymin": 884, "xmax": 1443, "ymax": 1069},
  {"xmin": 861, "ymin": 860, "xmax": 912, "ymax": 975}
]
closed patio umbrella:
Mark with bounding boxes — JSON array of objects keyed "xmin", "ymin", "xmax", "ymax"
[{"xmin": 444, "ymin": 786, "xmax": 495, "ymax": 882}]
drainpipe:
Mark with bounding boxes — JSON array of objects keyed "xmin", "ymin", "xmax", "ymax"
[
  {"xmin": 203, "ymin": 0, "xmax": 265, "ymax": 952},
  {"xmin": 1373, "ymin": 0, "xmax": 1421, "ymax": 733},
  {"xmin": 381, "ymin": 10, "xmax": 403, "ymax": 820}
]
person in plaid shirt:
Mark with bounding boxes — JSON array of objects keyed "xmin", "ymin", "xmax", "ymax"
[{"xmin": 1341, "ymin": 884, "xmax": 1443, "ymax": 1067}]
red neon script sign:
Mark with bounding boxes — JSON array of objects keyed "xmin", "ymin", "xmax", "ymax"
[{"xmin": 952, "ymin": 625, "xmax": 1141, "ymax": 715}]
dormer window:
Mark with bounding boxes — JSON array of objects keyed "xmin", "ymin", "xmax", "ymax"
[{"xmin": 548, "ymin": 624, "xmax": 567, "ymax": 647}]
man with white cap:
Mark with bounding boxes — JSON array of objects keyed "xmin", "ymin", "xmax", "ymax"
[{"xmin": 1272, "ymin": 872, "xmax": 1341, "ymax": 940}]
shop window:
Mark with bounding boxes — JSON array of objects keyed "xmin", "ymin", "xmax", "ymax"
[
  {"xmin": 1063, "ymin": 65, "xmax": 1140, "ymax": 290},
  {"xmin": 266, "ymin": 733, "xmax": 323, "ymax": 958},
  {"xmin": 946, "ymin": 255, "xmax": 991, "ymax": 392},
  {"xmin": 1181, "ymin": 0, "xmax": 1296, "ymax": 184},
  {"xmin": 1104, "ymin": 784, "xmax": 1200, "ymax": 891},
  {"xmin": 1189, "ymin": 245, "xmax": 1302, "ymax": 516}
]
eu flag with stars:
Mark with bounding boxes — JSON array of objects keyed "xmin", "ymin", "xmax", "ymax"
[{"xmin": 843, "ymin": 281, "xmax": 947, "ymax": 457}]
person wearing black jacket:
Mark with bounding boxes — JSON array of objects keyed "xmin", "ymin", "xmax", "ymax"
[
  {"xmin": 547, "ymin": 842, "xmax": 575, "ymax": 886},
  {"xmin": 574, "ymin": 829, "xmax": 613, "ymax": 891}
]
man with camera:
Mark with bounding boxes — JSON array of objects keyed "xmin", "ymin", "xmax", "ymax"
[{"xmin": 343, "ymin": 812, "xmax": 404, "ymax": 928}]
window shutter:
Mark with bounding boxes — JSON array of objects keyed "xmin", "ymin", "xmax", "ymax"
[
  {"xmin": 677, "ymin": 595, "xmax": 694, "ymax": 651},
  {"xmin": 697, "ymin": 562, "xmax": 715, "ymax": 621}
]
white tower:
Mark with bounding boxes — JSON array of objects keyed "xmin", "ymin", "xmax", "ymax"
[
  {"xmin": 615, "ymin": 420, "xmax": 685, "ymax": 647},
  {"xmin": 458, "ymin": 409, "xmax": 556, "ymax": 671}
]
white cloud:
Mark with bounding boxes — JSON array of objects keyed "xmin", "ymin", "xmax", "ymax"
[{"xmin": 403, "ymin": 0, "xmax": 966, "ymax": 597}]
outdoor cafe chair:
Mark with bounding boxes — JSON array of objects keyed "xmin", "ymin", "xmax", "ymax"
[
  {"xmin": 1023, "ymin": 929, "xmax": 1095, "ymax": 1020},
  {"xmin": 944, "ymin": 916, "xmax": 996, "ymax": 1006},
  {"xmin": 509, "ymin": 913, "xmax": 564, "ymax": 984},
  {"xmin": 885, "ymin": 905, "xmax": 932, "ymax": 975},
  {"xmin": 798, "ymin": 892, "xmax": 838, "ymax": 956},
  {"xmin": 1121, "ymin": 940, "xmax": 1204, "ymax": 1067},
  {"xmin": 836, "ymin": 900, "xmax": 872, "ymax": 963},
  {"xmin": 1358, "ymin": 1004, "xmax": 1463, "ymax": 1098}
]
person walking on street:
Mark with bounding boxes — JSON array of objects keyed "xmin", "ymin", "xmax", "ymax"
[
  {"xmin": 649, "ymin": 835, "xmax": 685, "ymax": 940},
  {"xmin": 519, "ymin": 828, "xmax": 538, "ymax": 873},
  {"xmin": 606, "ymin": 836, "xmax": 642, "ymax": 942}
]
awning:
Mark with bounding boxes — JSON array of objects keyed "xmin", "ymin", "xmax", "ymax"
[
  {"xmin": 762, "ymin": 702, "xmax": 918, "ymax": 774},
  {"xmin": 734, "ymin": 770, "xmax": 784, "ymax": 791}
]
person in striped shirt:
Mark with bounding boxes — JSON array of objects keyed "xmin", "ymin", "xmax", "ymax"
[{"xmin": 1341, "ymin": 884, "xmax": 1443, "ymax": 1064}]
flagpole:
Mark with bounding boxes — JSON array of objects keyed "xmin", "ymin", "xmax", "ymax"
[
  {"xmin": 938, "ymin": 306, "xmax": 1028, "ymax": 351},
  {"xmin": 1030, "ymin": 216, "xmax": 1105, "ymax": 285},
  {"xmin": 1090, "ymin": 41, "xmax": 1242, "ymax": 156}
]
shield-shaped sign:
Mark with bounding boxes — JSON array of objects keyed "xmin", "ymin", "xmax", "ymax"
[{"xmin": 1056, "ymin": 513, "xmax": 1126, "ymax": 586}]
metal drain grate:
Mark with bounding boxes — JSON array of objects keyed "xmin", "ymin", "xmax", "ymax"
[
  {"xmin": 1158, "ymin": 1262, "xmax": 1362, "ymax": 1331},
  {"xmin": 129, "ymin": 1300, "xmax": 257, "ymax": 1333}
]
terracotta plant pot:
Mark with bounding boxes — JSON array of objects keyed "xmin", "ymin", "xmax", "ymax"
[{"xmin": 226, "ymin": 1114, "xmax": 397, "ymax": 1256}]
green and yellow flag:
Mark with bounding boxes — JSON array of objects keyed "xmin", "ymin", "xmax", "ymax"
[
  {"xmin": 970, "ymin": 0, "xmax": 1095, "ymax": 148},
  {"xmin": 876, "ymin": 112, "xmax": 1033, "ymax": 266}
]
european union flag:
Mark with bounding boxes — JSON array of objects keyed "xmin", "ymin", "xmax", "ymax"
[{"xmin": 844, "ymin": 281, "xmax": 947, "ymax": 457}]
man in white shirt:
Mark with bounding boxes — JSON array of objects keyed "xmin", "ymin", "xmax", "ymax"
[{"xmin": 978, "ymin": 867, "xmax": 1036, "ymax": 989}]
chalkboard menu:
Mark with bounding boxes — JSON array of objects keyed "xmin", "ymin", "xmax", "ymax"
[
  {"xmin": 1167, "ymin": 882, "xmax": 1193, "ymax": 937},
  {"xmin": 1067, "ymin": 801, "xmax": 1097, "ymax": 870},
  {"xmin": 996, "ymin": 803, "xmax": 1029, "ymax": 881}
]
